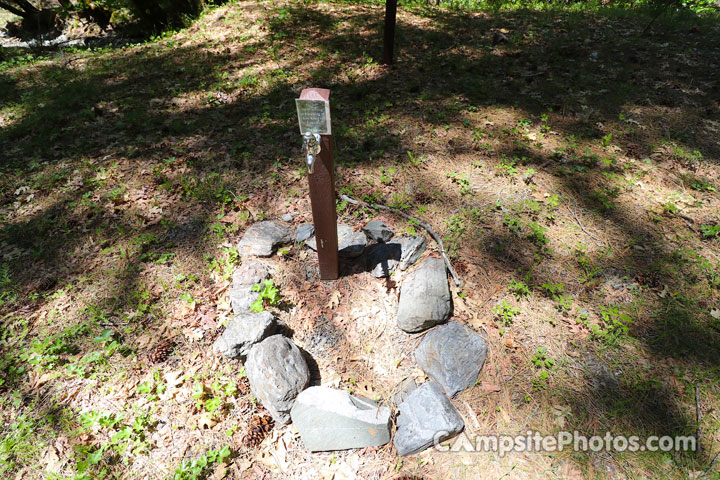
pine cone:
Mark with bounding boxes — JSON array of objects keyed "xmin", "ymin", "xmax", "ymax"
[
  {"xmin": 242, "ymin": 414, "xmax": 274, "ymax": 448},
  {"xmin": 147, "ymin": 339, "xmax": 175, "ymax": 364}
]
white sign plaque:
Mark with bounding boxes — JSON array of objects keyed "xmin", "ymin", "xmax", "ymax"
[{"xmin": 296, "ymin": 99, "xmax": 331, "ymax": 135}]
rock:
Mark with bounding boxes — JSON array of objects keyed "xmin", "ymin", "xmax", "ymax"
[
  {"xmin": 282, "ymin": 213, "xmax": 294, "ymax": 222},
  {"xmin": 229, "ymin": 260, "xmax": 270, "ymax": 314},
  {"xmin": 213, "ymin": 311, "xmax": 277, "ymax": 358},
  {"xmin": 363, "ymin": 220, "xmax": 394, "ymax": 243},
  {"xmin": 585, "ymin": 355, "xmax": 619, "ymax": 391},
  {"xmin": 393, "ymin": 381, "xmax": 464, "ymax": 456},
  {"xmin": 366, "ymin": 242, "xmax": 401, "ymax": 278},
  {"xmin": 414, "ymin": 322, "xmax": 488, "ymax": 398},
  {"xmin": 393, "ymin": 378, "xmax": 418, "ymax": 406},
  {"xmin": 396, "ymin": 236, "xmax": 426, "ymax": 271},
  {"xmin": 296, "ymin": 223, "xmax": 314, "ymax": 243},
  {"xmin": 246, "ymin": 335, "xmax": 310, "ymax": 424},
  {"xmin": 238, "ymin": 221, "xmax": 293, "ymax": 257},
  {"xmin": 396, "ymin": 258, "xmax": 451, "ymax": 333},
  {"xmin": 291, "ymin": 386, "xmax": 391, "ymax": 452},
  {"xmin": 492, "ymin": 31, "xmax": 509, "ymax": 45},
  {"xmin": 307, "ymin": 224, "xmax": 366, "ymax": 258}
]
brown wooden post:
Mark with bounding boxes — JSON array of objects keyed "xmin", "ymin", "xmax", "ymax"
[
  {"xmin": 382, "ymin": 0, "xmax": 398, "ymax": 65},
  {"xmin": 298, "ymin": 88, "xmax": 339, "ymax": 280}
]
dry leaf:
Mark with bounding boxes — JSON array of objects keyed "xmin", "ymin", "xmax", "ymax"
[
  {"xmin": 198, "ymin": 413, "xmax": 217, "ymax": 429},
  {"xmin": 327, "ymin": 290, "xmax": 341, "ymax": 310},
  {"xmin": 481, "ymin": 381, "xmax": 501, "ymax": 392},
  {"xmin": 711, "ymin": 309, "xmax": 720, "ymax": 320},
  {"xmin": 42, "ymin": 447, "xmax": 63, "ymax": 473}
]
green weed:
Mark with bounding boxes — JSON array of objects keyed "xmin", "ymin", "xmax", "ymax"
[
  {"xmin": 250, "ymin": 279, "xmax": 280, "ymax": 312},
  {"xmin": 493, "ymin": 300, "xmax": 520, "ymax": 326},
  {"xmin": 509, "ymin": 279, "xmax": 531, "ymax": 298}
]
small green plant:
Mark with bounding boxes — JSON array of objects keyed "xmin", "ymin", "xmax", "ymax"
[
  {"xmin": 531, "ymin": 347, "xmax": 555, "ymax": 369},
  {"xmin": 600, "ymin": 133, "xmax": 613, "ymax": 147},
  {"xmin": 171, "ymin": 446, "xmax": 231, "ymax": 480},
  {"xmin": 526, "ymin": 222, "xmax": 549, "ymax": 246},
  {"xmin": 701, "ymin": 224, "xmax": 720, "ymax": 239},
  {"xmin": 388, "ymin": 192, "xmax": 411, "ymax": 210},
  {"xmin": 447, "ymin": 171, "xmax": 473, "ymax": 197},
  {"xmin": 508, "ymin": 279, "xmax": 531, "ymax": 298},
  {"xmin": 690, "ymin": 178, "xmax": 716, "ymax": 192},
  {"xmin": 250, "ymin": 279, "xmax": 280, "ymax": 312},
  {"xmin": 532, "ymin": 370, "xmax": 550, "ymax": 391},
  {"xmin": 662, "ymin": 201, "xmax": 679, "ymax": 215},
  {"xmin": 590, "ymin": 305, "xmax": 632, "ymax": 344},
  {"xmin": 495, "ymin": 157, "xmax": 518, "ymax": 177},
  {"xmin": 591, "ymin": 186, "xmax": 620, "ymax": 211},
  {"xmin": 541, "ymin": 282, "xmax": 572, "ymax": 311},
  {"xmin": 575, "ymin": 247, "xmax": 602, "ymax": 283},
  {"xmin": 406, "ymin": 151, "xmax": 425, "ymax": 166},
  {"xmin": 0, "ymin": 264, "xmax": 17, "ymax": 306},
  {"xmin": 493, "ymin": 300, "xmax": 520, "ymax": 326},
  {"xmin": 378, "ymin": 166, "xmax": 396, "ymax": 184}
]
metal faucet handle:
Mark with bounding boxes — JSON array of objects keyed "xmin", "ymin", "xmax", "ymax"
[{"xmin": 302, "ymin": 133, "xmax": 321, "ymax": 174}]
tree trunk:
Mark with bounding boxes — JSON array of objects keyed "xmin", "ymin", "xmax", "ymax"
[{"xmin": 382, "ymin": 0, "xmax": 398, "ymax": 65}]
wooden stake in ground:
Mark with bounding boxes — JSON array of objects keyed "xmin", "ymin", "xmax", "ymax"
[{"xmin": 296, "ymin": 88, "xmax": 339, "ymax": 280}]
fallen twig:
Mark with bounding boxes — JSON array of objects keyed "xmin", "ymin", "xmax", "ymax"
[
  {"xmin": 696, "ymin": 384, "xmax": 703, "ymax": 456},
  {"xmin": 567, "ymin": 203, "xmax": 604, "ymax": 245},
  {"xmin": 701, "ymin": 451, "xmax": 720, "ymax": 479},
  {"xmin": 339, "ymin": 194, "xmax": 463, "ymax": 288}
]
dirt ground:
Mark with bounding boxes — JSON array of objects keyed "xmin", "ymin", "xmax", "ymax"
[{"xmin": 1, "ymin": 1, "xmax": 719, "ymax": 479}]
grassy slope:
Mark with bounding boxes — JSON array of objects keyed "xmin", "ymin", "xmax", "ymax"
[{"xmin": 1, "ymin": 1, "xmax": 719, "ymax": 479}]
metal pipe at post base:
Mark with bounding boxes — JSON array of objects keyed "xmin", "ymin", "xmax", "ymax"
[{"xmin": 296, "ymin": 88, "xmax": 339, "ymax": 280}]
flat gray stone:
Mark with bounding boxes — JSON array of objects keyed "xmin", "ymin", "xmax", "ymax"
[
  {"xmin": 238, "ymin": 221, "xmax": 293, "ymax": 257},
  {"xmin": 213, "ymin": 311, "xmax": 278, "ymax": 358},
  {"xmin": 291, "ymin": 386, "xmax": 391, "ymax": 452},
  {"xmin": 366, "ymin": 242, "xmax": 401, "ymax": 278},
  {"xmin": 246, "ymin": 335, "xmax": 310, "ymax": 424},
  {"xmin": 393, "ymin": 381, "xmax": 464, "ymax": 456},
  {"xmin": 363, "ymin": 220, "xmax": 394, "ymax": 243},
  {"xmin": 296, "ymin": 223, "xmax": 314, "ymax": 243},
  {"xmin": 282, "ymin": 213, "xmax": 294, "ymax": 222},
  {"xmin": 396, "ymin": 236, "xmax": 427, "ymax": 271},
  {"xmin": 414, "ymin": 322, "xmax": 488, "ymax": 398},
  {"xmin": 307, "ymin": 224, "xmax": 366, "ymax": 258},
  {"xmin": 396, "ymin": 258, "xmax": 451, "ymax": 333},
  {"xmin": 229, "ymin": 260, "xmax": 270, "ymax": 314}
]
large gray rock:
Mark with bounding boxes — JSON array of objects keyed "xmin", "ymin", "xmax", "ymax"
[
  {"xmin": 396, "ymin": 236, "xmax": 426, "ymax": 271},
  {"xmin": 212, "ymin": 311, "xmax": 278, "ymax": 358},
  {"xmin": 396, "ymin": 258, "xmax": 451, "ymax": 333},
  {"xmin": 366, "ymin": 242, "xmax": 402, "ymax": 278},
  {"xmin": 363, "ymin": 220, "xmax": 394, "ymax": 243},
  {"xmin": 296, "ymin": 223, "xmax": 314, "ymax": 243},
  {"xmin": 291, "ymin": 386, "xmax": 391, "ymax": 452},
  {"xmin": 307, "ymin": 224, "xmax": 366, "ymax": 258},
  {"xmin": 229, "ymin": 260, "xmax": 269, "ymax": 314},
  {"xmin": 394, "ymin": 381, "xmax": 464, "ymax": 456},
  {"xmin": 414, "ymin": 322, "xmax": 488, "ymax": 398},
  {"xmin": 245, "ymin": 335, "xmax": 310, "ymax": 424},
  {"xmin": 238, "ymin": 221, "xmax": 293, "ymax": 257}
]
